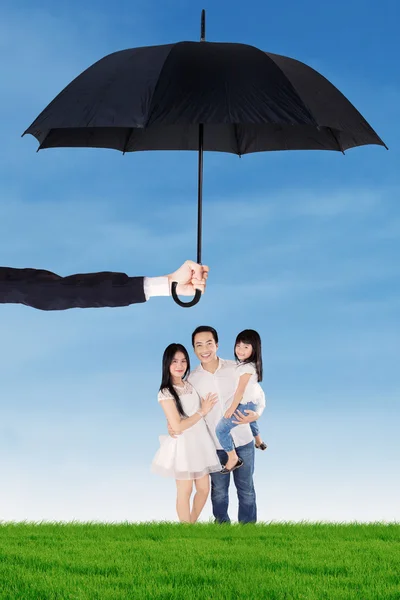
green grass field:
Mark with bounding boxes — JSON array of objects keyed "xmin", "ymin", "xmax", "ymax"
[{"xmin": 0, "ymin": 522, "xmax": 399, "ymax": 599}]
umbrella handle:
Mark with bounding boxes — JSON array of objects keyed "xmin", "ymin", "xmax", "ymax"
[{"xmin": 171, "ymin": 282, "xmax": 202, "ymax": 308}]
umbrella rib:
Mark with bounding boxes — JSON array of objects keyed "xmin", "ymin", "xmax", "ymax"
[
  {"xmin": 233, "ymin": 123, "xmax": 241, "ymax": 156},
  {"xmin": 264, "ymin": 51, "xmax": 319, "ymax": 128},
  {"xmin": 145, "ymin": 44, "xmax": 178, "ymax": 127},
  {"xmin": 37, "ymin": 131, "xmax": 50, "ymax": 152},
  {"xmin": 327, "ymin": 127, "xmax": 345, "ymax": 155},
  {"xmin": 123, "ymin": 128, "xmax": 134, "ymax": 154}
]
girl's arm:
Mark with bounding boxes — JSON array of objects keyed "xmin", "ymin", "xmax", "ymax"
[{"xmin": 224, "ymin": 373, "xmax": 252, "ymax": 418}]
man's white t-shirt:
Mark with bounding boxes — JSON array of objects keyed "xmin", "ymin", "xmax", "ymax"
[{"xmin": 188, "ymin": 358, "xmax": 265, "ymax": 451}]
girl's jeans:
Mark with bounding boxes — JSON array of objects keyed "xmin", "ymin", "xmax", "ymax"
[{"xmin": 216, "ymin": 401, "xmax": 260, "ymax": 452}]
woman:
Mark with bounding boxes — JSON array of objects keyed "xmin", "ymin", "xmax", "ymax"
[{"xmin": 151, "ymin": 343, "xmax": 221, "ymax": 523}]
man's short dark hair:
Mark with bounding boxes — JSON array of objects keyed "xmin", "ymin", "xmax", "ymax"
[{"xmin": 192, "ymin": 326, "xmax": 219, "ymax": 347}]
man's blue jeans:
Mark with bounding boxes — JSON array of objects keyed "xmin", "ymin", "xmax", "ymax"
[
  {"xmin": 216, "ymin": 402, "xmax": 260, "ymax": 452},
  {"xmin": 210, "ymin": 440, "xmax": 257, "ymax": 524}
]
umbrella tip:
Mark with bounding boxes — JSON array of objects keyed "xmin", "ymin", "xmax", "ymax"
[{"xmin": 200, "ymin": 9, "xmax": 206, "ymax": 42}]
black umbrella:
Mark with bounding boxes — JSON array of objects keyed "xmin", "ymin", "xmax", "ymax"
[{"xmin": 24, "ymin": 10, "xmax": 386, "ymax": 307}]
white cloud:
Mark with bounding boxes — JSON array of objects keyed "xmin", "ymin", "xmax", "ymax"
[
  {"xmin": 284, "ymin": 188, "xmax": 383, "ymax": 218},
  {"xmin": 208, "ymin": 257, "xmax": 399, "ymax": 301},
  {"xmin": 161, "ymin": 186, "xmax": 389, "ymax": 225},
  {"xmin": 374, "ymin": 217, "xmax": 400, "ymax": 240},
  {"xmin": 1, "ymin": 411, "xmax": 398, "ymax": 523},
  {"xmin": 0, "ymin": 194, "xmax": 191, "ymax": 272}
]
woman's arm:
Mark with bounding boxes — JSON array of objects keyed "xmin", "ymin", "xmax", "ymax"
[
  {"xmin": 224, "ymin": 373, "xmax": 252, "ymax": 418},
  {"xmin": 160, "ymin": 399, "xmax": 204, "ymax": 433}
]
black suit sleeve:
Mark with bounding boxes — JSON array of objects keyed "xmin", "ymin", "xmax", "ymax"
[{"xmin": 0, "ymin": 267, "xmax": 146, "ymax": 310}]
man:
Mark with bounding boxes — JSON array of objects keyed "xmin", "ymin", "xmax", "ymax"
[
  {"xmin": 0, "ymin": 260, "xmax": 208, "ymax": 310},
  {"xmin": 169, "ymin": 326, "xmax": 265, "ymax": 524}
]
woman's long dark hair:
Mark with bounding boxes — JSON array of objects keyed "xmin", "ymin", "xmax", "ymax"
[
  {"xmin": 234, "ymin": 329, "xmax": 263, "ymax": 382},
  {"xmin": 160, "ymin": 343, "xmax": 191, "ymax": 417}
]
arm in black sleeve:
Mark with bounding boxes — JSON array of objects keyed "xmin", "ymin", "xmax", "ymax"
[{"xmin": 0, "ymin": 267, "xmax": 146, "ymax": 310}]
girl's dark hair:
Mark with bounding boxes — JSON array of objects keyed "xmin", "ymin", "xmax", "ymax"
[
  {"xmin": 234, "ymin": 329, "xmax": 263, "ymax": 382},
  {"xmin": 160, "ymin": 343, "xmax": 191, "ymax": 417}
]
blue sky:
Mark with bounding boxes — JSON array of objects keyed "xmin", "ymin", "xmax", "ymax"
[{"xmin": 0, "ymin": 0, "xmax": 399, "ymax": 523}]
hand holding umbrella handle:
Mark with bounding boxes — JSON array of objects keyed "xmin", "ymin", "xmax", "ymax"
[{"xmin": 171, "ymin": 282, "xmax": 202, "ymax": 308}]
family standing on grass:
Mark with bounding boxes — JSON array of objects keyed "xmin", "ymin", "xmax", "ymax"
[{"xmin": 151, "ymin": 326, "xmax": 267, "ymax": 524}]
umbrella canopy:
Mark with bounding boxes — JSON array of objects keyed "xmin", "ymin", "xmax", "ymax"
[
  {"xmin": 24, "ymin": 10, "xmax": 386, "ymax": 307},
  {"xmin": 25, "ymin": 43, "xmax": 385, "ymax": 155}
]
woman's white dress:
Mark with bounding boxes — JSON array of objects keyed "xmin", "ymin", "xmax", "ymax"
[{"xmin": 151, "ymin": 381, "xmax": 221, "ymax": 480}]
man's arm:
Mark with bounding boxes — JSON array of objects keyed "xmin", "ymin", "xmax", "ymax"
[
  {"xmin": 0, "ymin": 260, "xmax": 209, "ymax": 311},
  {"xmin": 232, "ymin": 409, "xmax": 259, "ymax": 425},
  {"xmin": 0, "ymin": 267, "xmax": 146, "ymax": 310},
  {"xmin": 224, "ymin": 373, "xmax": 252, "ymax": 418},
  {"xmin": 232, "ymin": 386, "xmax": 266, "ymax": 423}
]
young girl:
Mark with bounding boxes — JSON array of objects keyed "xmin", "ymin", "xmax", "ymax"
[
  {"xmin": 216, "ymin": 329, "xmax": 267, "ymax": 474},
  {"xmin": 151, "ymin": 343, "xmax": 221, "ymax": 523}
]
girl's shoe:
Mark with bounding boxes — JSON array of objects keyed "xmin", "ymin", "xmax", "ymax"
[
  {"xmin": 220, "ymin": 458, "xmax": 244, "ymax": 474},
  {"xmin": 255, "ymin": 442, "xmax": 268, "ymax": 451}
]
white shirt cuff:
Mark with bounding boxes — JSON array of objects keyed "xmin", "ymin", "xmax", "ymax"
[{"xmin": 143, "ymin": 276, "xmax": 170, "ymax": 300}]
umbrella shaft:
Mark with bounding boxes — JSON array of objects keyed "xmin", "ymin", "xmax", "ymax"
[
  {"xmin": 197, "ymin": 124, "xmax": 204, "ymax": 264},
  {"xmin": 197, "ymin": 9, "xmax": 205, "ymax": 265}
]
